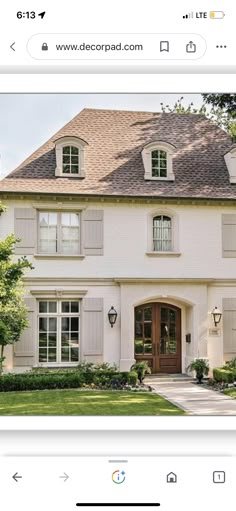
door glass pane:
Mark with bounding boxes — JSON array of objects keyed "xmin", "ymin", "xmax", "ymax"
[
  {"xmin": 144, "ymin": 340, "xmax": 152, "ymax": 354},
  {"xmin": 135, "ymin": 322, "xmax": 143, "ymax": 339},
  {"xmin": 144, "ymin": 322, "xmax": 152, "ymax": 339},
  {"xmin": 135, "ymin": 339, "xmax": 143, "ymax": 354},
  {"xmin": 144, "ymin": 307, "xmax": 152, "ymax": 321},
  {"xmin": 160, "ymin": 308, "xmax": 177, "ymax": 355},
  {"xmin": 135, "ymin": 306, "xmax": 153, "ymax": 357},
  {"xmin": 135, "ymin": 308, "xmax": 143, "ymax": 322}
]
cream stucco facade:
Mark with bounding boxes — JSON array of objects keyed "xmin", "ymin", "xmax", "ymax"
[{"xmin": 1, "ymin": 197, "xmax": 236, "ymax": 375}]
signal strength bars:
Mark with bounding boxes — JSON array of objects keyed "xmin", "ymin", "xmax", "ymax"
[{"xmin": 183, "ymin": 12, "xmax": 194, "ymax": 19}]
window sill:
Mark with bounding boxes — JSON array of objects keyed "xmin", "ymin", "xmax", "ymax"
[
  {"xmin": 34, "ymin": 254, "xmax": 85, "ymax": 260},
  {"xmin": 144, "ymin": 175, "xmax": 175, "ymax": 181},
  {"xmin": 146, "ymin": 251, "xmax": 181, "ymax": 257},
  {"xmin": 34, "ymin": 363, "xmax": 79, "ymax": 368},
  {"xmin": 56, "ymin": 174, "xmax": 85, "ymax": 179}
]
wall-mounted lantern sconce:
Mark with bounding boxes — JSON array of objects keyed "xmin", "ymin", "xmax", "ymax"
[
  {"xmin": 108, "ymin": 306, "xmax": 118, "ymax": 328},
  {"xmin": 211, "ymin": 306, "xmax": 222, "ymax": 327}
]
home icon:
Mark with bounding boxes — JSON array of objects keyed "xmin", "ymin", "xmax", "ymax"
[{"xmin": 167, "ymin": 472, "xmax": 177, "ymax": 483}]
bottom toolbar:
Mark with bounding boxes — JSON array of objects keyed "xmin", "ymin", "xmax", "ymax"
[{"xmin": 0, "ymin": 456, "xmax": 233, "ymax": 510}]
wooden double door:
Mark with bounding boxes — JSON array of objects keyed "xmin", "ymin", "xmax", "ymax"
[{"xmin": 134, "ymin": 303, "xmax": 181, "ymax": 373}]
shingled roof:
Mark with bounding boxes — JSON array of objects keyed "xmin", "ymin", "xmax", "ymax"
[{"xmin": 0, "ymin": 107, "xmax": 234, "ymax": 199}]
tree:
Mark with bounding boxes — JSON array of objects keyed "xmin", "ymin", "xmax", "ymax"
[
  {"xmin": 0, "ymin": 231, "xmax": 33, "ymax": 373},
  {"xmin": 160, "ymin": 96, "xmax": 236, "ymax": 142},
  {"xmin": 202, "ymin": 94, "xmax": 236, "ymax": 115}
]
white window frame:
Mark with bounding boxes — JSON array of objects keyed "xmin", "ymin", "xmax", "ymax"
[
  {"xmin": 38, "ymin": 299, "xmax": 80, "ymax": 366},
  {"xmin": 38, "ymin": 210, "xmax": 81, "ymax": 255},
  {"xmin": 142, "ymin": 141, "xmax": 176, "ymax": 181},
  {"xmin": 153, "ymin": 214, "xmax": 172, "ymax": 252},
  {"xmin": 146, "ymin": 208, "xmax": 181, "ymax": 257},
  {"xmin": 54, "ymin": 136, "xmax": 87, "ymax": 178}
]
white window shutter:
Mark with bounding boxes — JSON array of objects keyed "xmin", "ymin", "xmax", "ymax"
[
  {"xmin": 82, "ymin": 298, "xmax": 104, "ymax": 356},
  {"xmin": 82, "ymin": 210, "xmax": 104, "ymax": 255},
  {"xmin": 14, "ymin": 208, "xmax": 37, "ymax": 255},
  {"xmin": 14, "ymin": 297, "xmax": 36, "ymax": 367},
  {"xmin": 222, "ymin": 214, "xmax": 236, "ymax": 257}
]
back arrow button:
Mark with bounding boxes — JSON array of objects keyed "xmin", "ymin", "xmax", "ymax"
[
  {"xmin": 12, "ymin": 472, "xmax": 22, "ymax": 482},
  {"xmin": 10, "ymin": 42, "xmax": 16, "ymax": 51}
]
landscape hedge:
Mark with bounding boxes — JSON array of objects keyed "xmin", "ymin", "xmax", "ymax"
[
  {"xmin": 0, "ymin": 372, "xmax": 85, "ymax": 392},
  {"xmin": 213, "ymin": 368, "xmax": 236, "ymax": 383},
  {"xmin": 0, "ymin": 368, "xmax": 131, "ymax": 392}
]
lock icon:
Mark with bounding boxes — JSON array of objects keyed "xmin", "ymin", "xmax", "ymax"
[
  {"xmin": 41, "ymin": 42, "xmax": 48, "ymax": 51},
  {"xmin": 186, "ymin": 41, "xmax": 196, "ymax": 53}
]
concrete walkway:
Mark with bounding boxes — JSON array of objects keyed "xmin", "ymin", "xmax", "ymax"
[{"xmin": 145, "ymin": 379, "xmax": 236, "ymax": 415}]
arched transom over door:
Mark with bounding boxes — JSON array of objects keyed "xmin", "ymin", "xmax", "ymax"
[{"xmin": 134, "ymin": 303, "xmax": 181, "ymax": 373}]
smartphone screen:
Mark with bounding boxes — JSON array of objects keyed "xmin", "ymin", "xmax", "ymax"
[{"xmin": 0, "ymin": 2, "xmax": 235, "ymax": 509}]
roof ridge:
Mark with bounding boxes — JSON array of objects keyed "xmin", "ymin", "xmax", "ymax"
[{"xmin": 82, "ymin": 107, "xmax": 206, "ymax": 117}]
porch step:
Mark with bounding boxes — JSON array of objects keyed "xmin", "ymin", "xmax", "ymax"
[{"xmin": 144, "ymin": 374, "xmax": 194, "ymax": 383}]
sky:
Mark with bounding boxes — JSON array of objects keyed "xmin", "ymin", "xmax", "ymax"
[{"xmin": 0, "ymin": 93, "xmax": 203, "ymax": 176}]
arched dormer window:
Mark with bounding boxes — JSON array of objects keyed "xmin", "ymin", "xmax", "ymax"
[
  {"xmin": 141, "ymin": 141, "xmax": 176, "ymax": 181},
  {"xmin": 224, "ymin": 145, "xmax": 236, "ymax": 184},
  {"xmin": 153, "ymin": 215, "xmax": 172, "ymax": 251},
  {"xmin": 54, "ymin": 136, "xmax": 88, "ymax": 178}
]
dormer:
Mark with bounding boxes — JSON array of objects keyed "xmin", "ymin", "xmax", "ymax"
[
  {"xmin": 54, "ymin": 136, "xmax": 88, "ymax": 178},
  {"xmin": 141, "ymin": 141, "xmax": 176, "ymax": 181},
  {"xmin": 224, "ymin": 145, "xmax": 236, "ymax": 184}
]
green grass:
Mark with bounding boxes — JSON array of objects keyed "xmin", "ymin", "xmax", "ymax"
[
  {"xmin": 224, "ymin": 388, "xmax": 236, "ymax": 398},
  {"xmin": 0, "ymin": 390, "xmax": 185, "ymax": 415}
]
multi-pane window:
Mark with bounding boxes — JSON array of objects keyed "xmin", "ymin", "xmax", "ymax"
[
  {"xmin": 39, "ymin": 212, "xmax": 80, "ymax": 254},
  {"xmin": 151, "ymin": 150, "xmax": 167, "ymax": 178},
  {"xmin": 38, "ymin": 300, "xmax": 80, "ymax": 363},
  {"xmin": 153, "ymin": 215, "xmax": 172, "ymax": 252},
  {"xmin": 62, "ymin": 146, "xmax": 79, "ymax": 174}
]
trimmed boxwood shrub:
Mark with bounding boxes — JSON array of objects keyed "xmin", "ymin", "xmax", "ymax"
[
  {"xmin": 127, "ymin": 371, "xmax": 138, "ymax": 386},
  {"xmin": 213, "ymin": 368, "xmax": 236, "ymax": 383}
]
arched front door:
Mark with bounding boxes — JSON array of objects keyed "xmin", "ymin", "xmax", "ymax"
[{"xmin": 134, "ymin": 303, "xmax": 181, "ymax": 373}]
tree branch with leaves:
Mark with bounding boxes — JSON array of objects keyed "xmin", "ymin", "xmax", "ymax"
[
  {"xmin": 0, "ymin": 223, "xmax": 33, "ymax": 374},
  {"xmin": 160, "ymin": 95, "xmax": 236, "ymax": 142}
]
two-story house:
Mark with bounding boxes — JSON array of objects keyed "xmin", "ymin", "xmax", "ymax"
[{"xmin": 1, "ymin": 107, "xmax": 236, "ymax": 374}]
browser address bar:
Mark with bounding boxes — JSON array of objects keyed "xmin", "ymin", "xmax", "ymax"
[{"xmin": 27, "ymin": 33, "xmax": 206, "ymax": 60}]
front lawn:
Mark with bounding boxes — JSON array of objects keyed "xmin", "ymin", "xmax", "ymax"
[
  {"xmin": 0, "ymin": 389, "xmax": 185, "ymax": 415},
  {"xmin": 224, "ymin": 388, "xmax": 236, "ymax": 398}
]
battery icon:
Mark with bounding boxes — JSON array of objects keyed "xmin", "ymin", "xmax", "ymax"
[{"xmin": 210, "ymin": 11, "xmax": 225, "ymax": 19}]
